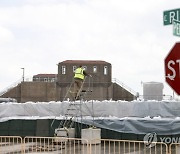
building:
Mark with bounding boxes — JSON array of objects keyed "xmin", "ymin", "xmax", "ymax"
[
  {"xmin": 57, "ymin": 60, "xmax": 136, "ymax": 101},
  {"xmin": 33, "ymin": 74, "xmax": 57, "ymax": 82},
  {"xmin": 0, "ymin": 60, "xmax": 137, "ymax": 102},
  {"xmin": 57, "ymin": 60, "xmax": 111, "ymax": 84}
]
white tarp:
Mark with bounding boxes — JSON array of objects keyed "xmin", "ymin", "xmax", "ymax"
[
  {"xmin": 0, "ymin": 100, "xmax": 180, "ymax": 118},
  {"xmin": 0, "ymin": 100, "xmax": 180, "ymax": 135}
]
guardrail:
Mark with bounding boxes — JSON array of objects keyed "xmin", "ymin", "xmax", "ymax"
[
  {"xmin": 90, "ymin": 139, "xmax": 168, "ymax": 154},
  {"xmin": 0, "ymin": 136, "xmax": 169, "ymax": 154},
  {"xmin": 0, "ymin": 76, "xmax": 33, "ymax": 97},
  {"xmin": 0, "ymin": 78, "xmax": 22, "ymax": 97},
  {"xmin": 0, "ymin": 136, "xmax": 23, "ymax": 153},
  {"xmin": 112, "ymin": 78, "xmax": 138, "ymax": 97},
  {"xmin": 169, "ymin": 143, "xmax": 180, "ymax": 154},
  {"xmin": 24, "ymin": 136, "xmax": 89, "ymax": 154}
]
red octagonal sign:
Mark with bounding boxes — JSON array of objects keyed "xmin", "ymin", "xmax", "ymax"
[{"xmin": 165, "ymin": 42, "xmax": 180, "ymax": 95}]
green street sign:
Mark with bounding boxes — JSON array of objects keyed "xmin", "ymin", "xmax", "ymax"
[
  {"xmin": 173, "ymin": 20, "xmax": 180, "ymax": 36},
  {"xmin": 163, "ymin": 8, "xmax": 180, "ymax": 25}
]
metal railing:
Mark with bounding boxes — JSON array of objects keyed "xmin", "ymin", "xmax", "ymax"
[
  {"xmin": 90, "ymin": 139, "xmax": 168, "ymax": 154},
  {"xmin": 112, "ymin": 78, "xmax": 138, "ymax": 97},
  {"xmin": 0, "ymin": 76, "xmax": 33, "ymax": 97},
  {"xmin": 137, "ymin": 95, "xmax": 174, "ymax": 101},
  {"xmin": 0, "ymin": 136, "xmax": 169, "ymax": 154},
  {"xmin": 24, "ymin": 136, "xmax": 89, "ymax": 154},
  {"xmin": 169, "ymin": 143, "xmax": 180, "ymax": 154},
  {"xmin": 0, "ymin": 78, "xmax": 22, "ymax": 97},
  {"xmin": 0, "ymin": 136, "xmax": 23, "ymax": 153}
]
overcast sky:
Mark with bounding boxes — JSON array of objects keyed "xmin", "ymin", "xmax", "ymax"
[{"xmin": 0, "ymin": 0, "xmax": 179, "ymax": 98}]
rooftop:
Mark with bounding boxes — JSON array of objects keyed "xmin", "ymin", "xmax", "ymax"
[
  {"xmin": 33, "ymin": 74, "xmax": 57, "ymax": 78},
  {"xmin": 59, "ymin": 60, "xmax": 111, "ymax": 65}
]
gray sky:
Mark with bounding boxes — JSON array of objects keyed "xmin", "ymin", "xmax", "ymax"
[{"xmin": 0, "ymin": 0, "xmax": 180, "ymax": 98}]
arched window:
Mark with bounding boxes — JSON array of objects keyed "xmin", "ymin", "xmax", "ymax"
[
  {"xmin": 93, "ymin": 66, "xmax": 97, "ymax": 73},
  {"xmin": 73, "ymin": 66, "xmax": 77, "ymax": 72},
  {"xmin": 62, "ymin": 66, "xmax": 66, "ymax": 74},
  {"xmin": 104, "ymin": 66, "xmax": 108, "ymax": 75}
]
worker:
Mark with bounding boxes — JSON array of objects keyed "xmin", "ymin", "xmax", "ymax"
[{"xmin": 73, "ymin": 65, "xmax": 91, "ymax": 100}]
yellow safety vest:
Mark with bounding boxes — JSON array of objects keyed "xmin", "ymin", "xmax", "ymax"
[{"xmin": 74, "ymin": 68, "xmax": 85, "ymax": 80}]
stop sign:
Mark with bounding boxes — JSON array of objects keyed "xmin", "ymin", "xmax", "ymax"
[{"xmin": 165, "ymin": 42, "xmax": 180, "ymax": 95}]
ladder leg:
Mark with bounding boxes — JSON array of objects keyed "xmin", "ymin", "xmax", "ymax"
[
  {"xmin": 54, "ymin": 76, "xmax": 93, "ymax": 136},
  {"xmin": 63, "ymin": 84, "xmax": 71, "ymax": 101},
  {"xmin": 75, "ymin": 77, "xmax": 86, "ymax": 100}
]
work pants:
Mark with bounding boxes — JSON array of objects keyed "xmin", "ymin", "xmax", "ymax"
[{"xmin": 73, "ymin": 79, "xmax": 83, "ymax": 99}]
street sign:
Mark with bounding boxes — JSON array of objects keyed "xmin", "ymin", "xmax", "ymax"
[
  {"xmin": 165, "ymin": 42, "xmax": 180, "ymax": 95},
  {"xmin": 163, "ymin": 8, "xmax": 180, "ymax": 25},
  {"xmin": 173, "ymin": 20, "xmax": 180, "ymax": 36}
]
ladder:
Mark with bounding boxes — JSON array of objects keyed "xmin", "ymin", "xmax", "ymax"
[{"xmin": 51, "ymin": 76, "xmax": 93, "ymax": 137}]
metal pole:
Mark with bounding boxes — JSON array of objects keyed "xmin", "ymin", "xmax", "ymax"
[
  {"xmin": 21, "ymin": 68, "xmax": 24, "ymax": 82},
  {"xmin": 92, "ymin": 100, "xmax": 95, "ymax": 127}
]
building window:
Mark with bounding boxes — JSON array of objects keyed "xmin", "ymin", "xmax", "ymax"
[
  {"xmin": 62, "ymin": 66, "xmax": 66, "ymax": 74},
  {"xmin": 83, "ymin": 66, "xmax": 87, "ymax": 71},
  {"xmin": 104, "ymin": 66, "xmax": 108, "ymax": 75},
  {"xmin": 73, "ymin": 66, "xmax": 77, "ymax": 72},
  {"xmin": 51, "ymin": 78, "xmax": 55, "ymax": 82},
  {"xmin": 93, "ymin": 66, "xmax": 97, "ymax": 73},
  {"xmin": 44, "ymin": 78, "xmax": 48, "ymax": 82},
  {"xmin": 35, "ymin": 78, "xmax": 39, "ymax": 81}
]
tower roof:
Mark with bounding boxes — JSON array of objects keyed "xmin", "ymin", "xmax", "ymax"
[{"xmin": 59, "ymin": 60, "xmax": 110, "ymax": 65}]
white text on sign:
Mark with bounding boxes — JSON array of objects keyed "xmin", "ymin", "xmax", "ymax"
[{"xmin": 166, "ymin": 59, "xmax": 180, "ymax": 80}]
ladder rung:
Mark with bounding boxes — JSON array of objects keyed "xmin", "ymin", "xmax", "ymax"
[
  {"xmin": 67, "ymin": 108, "xmax": 76, "ymax": 110},
  {"xmin": 70, "ymin": 103, "xmax": 81, "ymax": 105},
  {"xmin": 65, "ymin": 113, "xmax": 75, "ymax": 116},
  {"xmin": 69, "ymin": 91, "xmax": 76, "ymax": 94},
  {"xmin": 67, "ymin": 110, "xmax": 77, "ymax": 113},
  {"xmin": 81, "ymin": 90, "xmax": 93, "ymax": 92},
  {"xmin": 70, "ymin": 90, "xmax": 92, "ymax": 93},
  {"xmin": 66, "ymin": 111, "xmax": 77, "ymax": 113}
]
